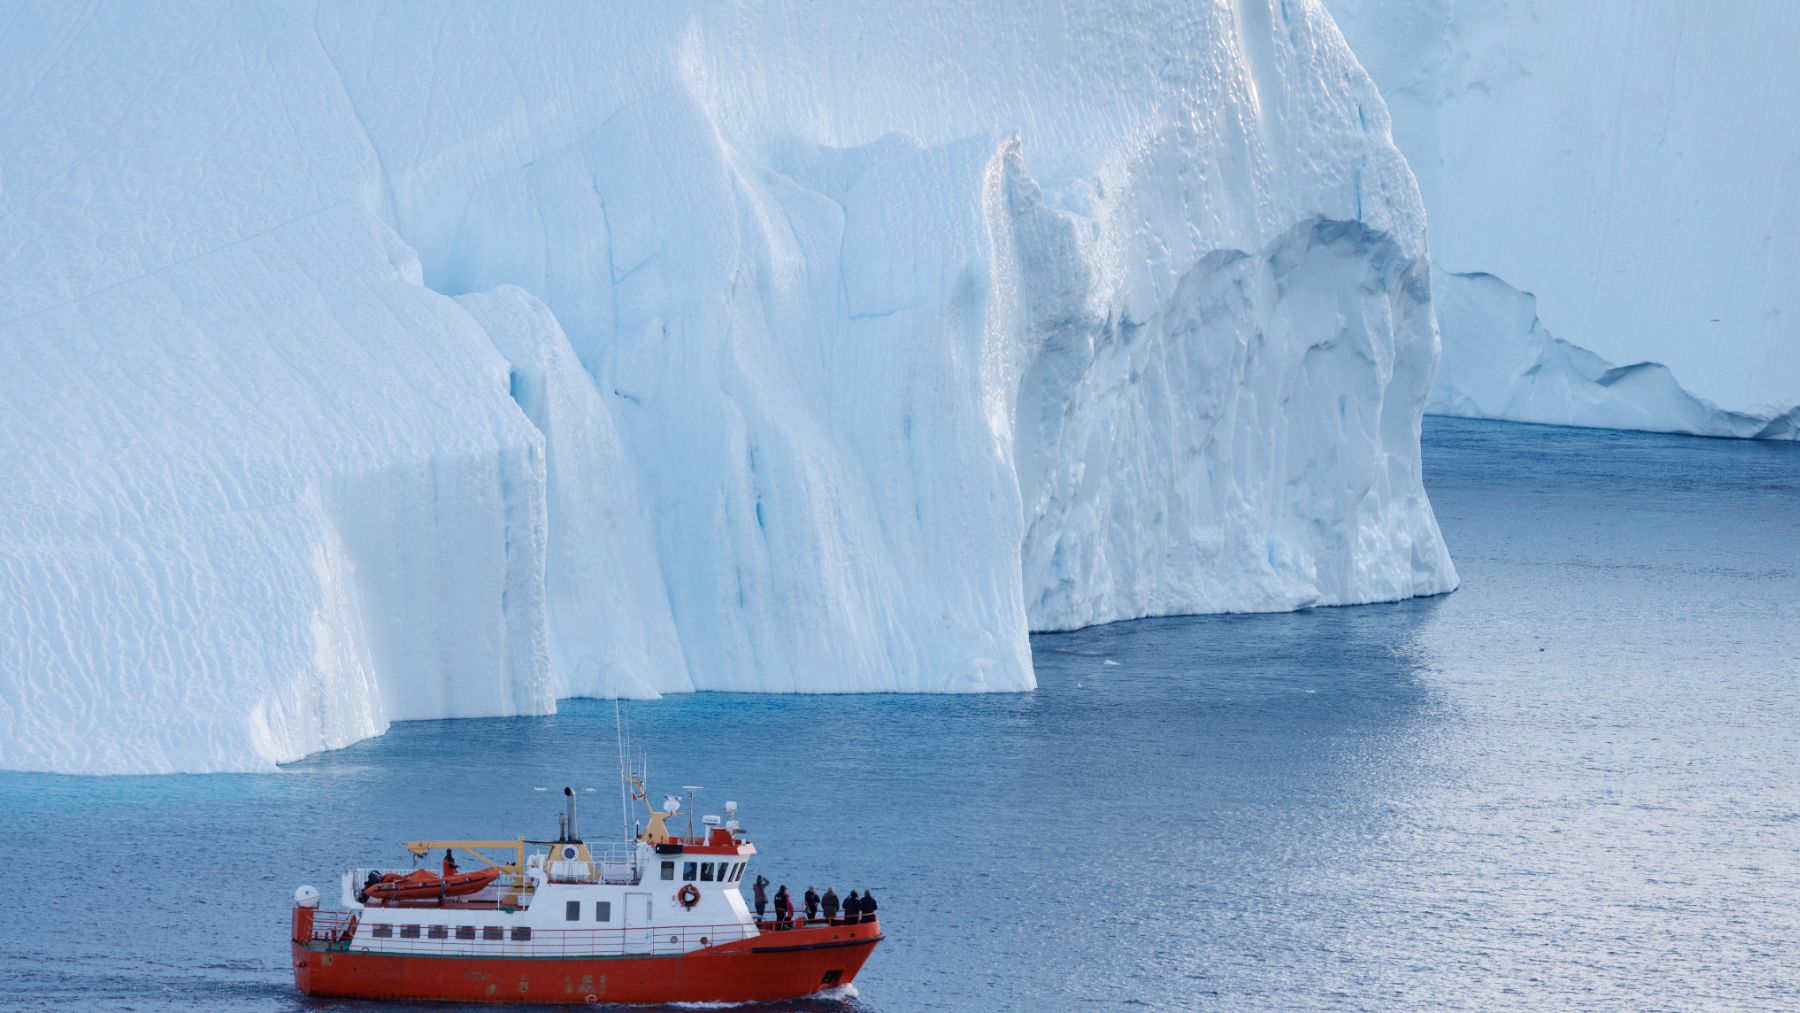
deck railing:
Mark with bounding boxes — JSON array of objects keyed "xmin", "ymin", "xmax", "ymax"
[
  {"xmin": 349, "ymin": 847, "xmax": 644, "ymax": 904},
  {"xmin": 306, "ymin": 910, "xmax": 762, "ymax": 958}
]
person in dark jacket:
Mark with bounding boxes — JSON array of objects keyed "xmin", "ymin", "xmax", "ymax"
[
  {"xmin": 753, "ymin": 874, "xmax": 769, "ymax": 921},
  {"xmin": 822, "ymin": 886, "xmax": 840, "ymax": 923},
  {"xmin": 803, "ymin": 886, "xmax": 820, "ymax": 922},
  {"xmin": 773, "ymin": 885, "xmax": 793, "ymax": 929},
  {"xmin": 860, "ymin": 890, "xmax": 878, "ymax": 923},
  {"xmin": 843, "ymin": 890, "xmax": 861, "ymax": 925}
]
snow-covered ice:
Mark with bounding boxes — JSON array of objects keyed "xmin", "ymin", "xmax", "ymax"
[
  {"xmin": 0, "ymin": 1, "xmax": 1455, "ymax": 773},
  {"xmin": 1327, "ymin": 0, "xmax": 1800, "ymax": 439}
]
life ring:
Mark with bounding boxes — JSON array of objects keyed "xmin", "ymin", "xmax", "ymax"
[{"xmin": 676, "ymin": 883, "xmax": 701, "ymax": 909}]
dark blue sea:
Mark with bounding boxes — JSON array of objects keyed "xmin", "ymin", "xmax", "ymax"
[{"xmin": 3, "ymin": 418, "xmax": 1798, "ymax": 1011}]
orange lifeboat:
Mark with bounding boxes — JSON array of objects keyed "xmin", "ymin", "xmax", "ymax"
[{"xmin": 361, "ymin": 866, "xmax": 500, "ymax": 904}]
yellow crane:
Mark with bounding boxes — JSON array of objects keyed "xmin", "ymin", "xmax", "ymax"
[{"xmin": 400, "ymin": 839, "xmax": 528, "ymax": 875}]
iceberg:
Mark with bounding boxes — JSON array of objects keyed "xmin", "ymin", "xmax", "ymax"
[
  {"xmin": 1327, "ymin": 0, "xmax": 1800, "ymax": 438},
  {"xmin": 1429, "ymin": 272, "xmax": 1799, "ymax": 440},
  {"xmin": 0, "ymin": 0, "xmax": 1455, "ymax": 773}
]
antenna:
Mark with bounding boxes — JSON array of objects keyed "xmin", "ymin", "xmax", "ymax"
[
  {"xmin": 614, "ymin": 697, "xmax": 628, "ymax": 844},
  {"xmin": 683, "ymin": 786, "xmax": 702, "ymax": 840}
]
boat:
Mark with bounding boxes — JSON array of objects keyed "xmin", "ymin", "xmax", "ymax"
[
  {"xmin": 361, "ymin": 866, "xmax": 503, "ymax": 903},
  {"xmin": 290, "ymin": 779, "xmax": 883, "ymax": 1005}
]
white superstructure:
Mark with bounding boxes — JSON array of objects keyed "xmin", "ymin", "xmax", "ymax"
[{"xmin": 319, "ymin": 786, "xmax": 762, "ymax": 958}]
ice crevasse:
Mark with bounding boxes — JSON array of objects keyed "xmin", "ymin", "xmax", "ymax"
[{"xmin": 0, "ymin": 0, "xmax": 1456, "ymax": 774}]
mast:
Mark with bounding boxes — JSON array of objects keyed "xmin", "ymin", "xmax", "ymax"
[{"xmin": 615, "ymin": 696, "xmax": 629, "ymax": 844}]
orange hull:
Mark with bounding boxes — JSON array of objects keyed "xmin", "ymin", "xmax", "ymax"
[{"xmin": 291, "ymin": 908, "xmax": 881, "ymax": 1005}]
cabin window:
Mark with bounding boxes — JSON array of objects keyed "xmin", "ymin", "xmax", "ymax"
[
  {"xmin": 511, "ymin": 926, "xmax": 532, "ymax": 941},
  {"xmin": 700, "ymin": 862, "xmax": 715, "ymax": 881},
  {"xmin": 595, "ymin": 901, "xmax": 612, "ymax": 922},
  {"xmin": 661, "ymin": 860, "xmax": 675, "ymax": 881},
  {"xmin": 455, "ymin": 926, "xmax": 476, "ymax": 940},
  {"xmin": 566, "ymin": 900, "xmax": 581, "ymax": 921},
  {"xmin": 427, "ymin": 925, "xmax": 448, "ymax": 940},
  {"xmin": 682, "ymin": 861, "xmax": 697, "ymax": 882},
  {"xmin": 399, "ymin": 925, "xmax": 420, "ymax": 939},
  {"xmin": 371, "ymin": 924, "xmax": 392, "ymax": 938},
  {"xmin": 483, "ymin": 926, "xmax": 504, "ymax": 941},
  {"xmin": 731, "ymin": 863, "xmax": 744, "ymax": 882}
]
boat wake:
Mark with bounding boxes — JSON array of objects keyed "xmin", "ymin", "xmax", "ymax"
[{"xmin": 663, "ymin": 983, "xmax": 861, "ymax": 1009}]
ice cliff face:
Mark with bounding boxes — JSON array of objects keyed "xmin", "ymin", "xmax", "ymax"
[
  {"xmin": 0, "ymin": 0, "xmax": 1455, "ymax": 773},
  {"xmin": 1327, "ymin": 0, "xmax": 1800, "ymax": 439}
]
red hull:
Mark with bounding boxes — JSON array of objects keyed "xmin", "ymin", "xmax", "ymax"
[{"xmin": 291, "ymin": 908, "xmax": 881, "ymax": 1005}]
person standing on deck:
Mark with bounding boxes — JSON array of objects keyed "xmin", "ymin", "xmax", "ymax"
[
  {"xmin": 753, "ymin": 874, "xmax": 769, "ymax": 921},
  {"xmin": 442, "ymin": 850, "xmax": 458, "ymax": 877},
  {"xmin": 822, "ymin": 886, "xmax": 840, "ymax": 923},
  {"xmin": 860, "ymin": 890, "xmax": 878, "ymax": 923},
  {"xmin": 804, "ymin": 886, "xmax": 820, "ymax": 921},
  {"xmin": 843, "ymin": 890, "xmax": 861, "ymax": 926},
  {"xmin": 774, "ymin": 885, "xmax": 793, "ymax": 929}
]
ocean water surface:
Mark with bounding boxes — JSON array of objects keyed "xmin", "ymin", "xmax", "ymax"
[{"xmin": 3, "ymin": 417, "xmax": 1797, "ymax": 1011}]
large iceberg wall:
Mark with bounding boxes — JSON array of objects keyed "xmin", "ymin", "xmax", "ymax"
[
  {"xmin": 1326, "ymin": 0, "xmax": 1800, "ymax": 438},
  {"xmin": 0, "ymin": 0, "xmax": 1455, "ymax": 773}
]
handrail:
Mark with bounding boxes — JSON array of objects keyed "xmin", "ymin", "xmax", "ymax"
[
  {"xmin": 351, "ymin": 850, "xmax": 643, "ymax": 898},
  {"xmin": 305, "ymin": 911, "xmax": 768, "ymax": 959}
]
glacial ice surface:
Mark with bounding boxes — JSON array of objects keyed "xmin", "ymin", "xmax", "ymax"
[
  {"xmin": 1429, "ymin": 273, "xmax": 1800, "ymax": 441},
  {"xmin": 1327, "ymin": 0, "xmax": 1800, "ymax": 439},
  {"xmin": 0, "ymin": 0, "xmax": 1455, "ymax": 773}
]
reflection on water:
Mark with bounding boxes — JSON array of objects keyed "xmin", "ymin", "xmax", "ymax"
[{"xmin": 1, "ymin": 418, "xmax": 1797, "ymax": 1010}]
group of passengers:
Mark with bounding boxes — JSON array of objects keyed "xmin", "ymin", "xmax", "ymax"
[{"xmin": 751, "ymin": 875, "xmax": 878, "ymax": 929}]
